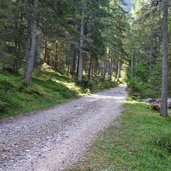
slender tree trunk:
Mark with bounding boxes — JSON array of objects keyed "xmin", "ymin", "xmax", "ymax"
[
  {"xmin": 36, "ymin": 26, "xmax": 41, "ymax": 65},
  {"xmin": 44, "ymin": 39, "xmax": 49, "ymax": 64},
  {"xmin": 78, "ymin": 1, "xmax": 85, "ymax": 81},
  {"xmin": 67, "ymin": 64, "xmax": 70, "ymax": 76},
  {"xmin": 13, "ymin": 17, "xmax": 19, "ymax": 73},
  {"xmin": 76, "ymin": 51, "xmax": 79, "ymax": 76},
  {"xmin": 102, "ymin": 56, "xmax": 107, "ymax": 80},
  {"xmin": 149, "ymin": 44, "xmax": 153, "ymax": 73},
  {"xmin": 67, "ymin": 45, "xmax": 72, "ymax": 76},
  {"xmin": 131, "ymin": 50, "xmax": 134, "ymax": 78},
  {"xmin": 25, "ymin": 14, "xmax": 31, "ymax": 76},
  {"xmin": 14, "ymin": 38, "xmax": 19, "ymax": 72},
  {"xmin": 25, "ymin": 23, "xmax": 37, "ymax": 85},
  {"xmin": 134, "ymin": 54, "xmax": 137, "ymax": 77},
  {"xmin": 160, "ymin": 0, "xmax": 168, "ymax": 117},
  {"xmin": 116, "ymin": 61, "xmax": 121, "ymax": 81},
  {"xmin": 25, "ymin": 0, "xmax": 38, "ymax": 86},
  {"xmin": 88, "ymin": 55, "xmax": 93, "ymax": 80},
  {"xmin": 70, "ymin": 44, "xmax": 77, "ymax": 76},
  {"xmin": 109, "ymin": 58, "xmax": 113, "ymax": 81},
  {"xmin": 13, "ymin": 0, "xmax": 24, "ymax": 73}
]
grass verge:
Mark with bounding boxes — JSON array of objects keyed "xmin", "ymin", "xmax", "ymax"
[
  {"xmin": 0, "ymin": 70, "xmax": 117, "ymax": 119},
  {"xmin": 66, "ymin": 98, "xmax": 171, "ymax": 171}
]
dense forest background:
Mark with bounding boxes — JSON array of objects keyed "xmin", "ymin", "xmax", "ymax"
[
  {"xmin": 0, "ymin": 0, "xmax": 170, "ymax": 115},
  {"xmin": 0, "ymin": 0, "xmax": 128, "ymax": 84},
  {"xmin": 127, "ymin": 0, "xmax": 171, "ymax": 99}
]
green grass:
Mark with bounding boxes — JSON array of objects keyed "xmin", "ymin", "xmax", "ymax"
[
  {"xmin": 67, "ymin": 99, "xmax": 171, "ymax": 171},
  {"xmin": 0, "ymin": 70, "xmax": 117, "ymax": 119}
]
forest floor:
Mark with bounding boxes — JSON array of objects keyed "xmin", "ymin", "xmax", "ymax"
[
  {"xmin": 0, "ymin": 85, "xmax": 127, "ymax": 171},
  {"xmin": 0, "ymin": 70, "xmax": 117, "ymax": 119}
]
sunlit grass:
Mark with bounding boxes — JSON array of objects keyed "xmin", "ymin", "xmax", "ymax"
[
  {"xmin": 0, "ymin": 71, "xmax": 83, "ymax": 119},
  {"xmin": 66, "ymin": 99, "xmax": 171, "ymax": 171},
  {"xmin": 0, "ymin": 70, "xmax": 117, "ymax": 119},
  {"xmin": 51, "ymin": 78, "xmax": 86, "ymax": 95}
]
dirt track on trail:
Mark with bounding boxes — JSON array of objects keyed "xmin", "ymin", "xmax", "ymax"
[{"xmin": 0, "ymin": 85, "xmax": 127, "ymax": 171}]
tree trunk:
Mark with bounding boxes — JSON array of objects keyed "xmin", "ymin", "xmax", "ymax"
[
  {"xmin": 70, "ymin": 44, "xmax": 77, "ymax": 76},
  {"xmin": 24, "ymin": 14, "xmax": 32, "ymax": 76},
  {"xmin": 131, "ymin": 50, "xmax": 134, "ymax": 78},
  {"xmin": 78, "ymin": 0, "xmax": 85, "ymax": 82},
  {"xmin": 149, "ymin": 43, "xmax": 153, "ymax": 73},
  {"xmin": 109, "ymin": 58, "xmax": 113, "ymax": 81},
  {"xmin": 25, "ymin": 0, "xmax": 38, "ymax": 86},
  {"xmin": 102, "ymin": 56, "xmax": 107, "ymax": 80},
  {"xmin": 67, "ymin": 64, "xmax": 70, "ymax": 76},
  {"xmin": 44, "ymin": 39, "xmax": 49, "ymax": 64},
  {"xmin": 13, "ymin": 17, "xmax": 20, "ymax": 73},
  {"xmin": 160, "ymin": 0, "xmax": 168, "ymax": 117},
  {"xmin": 88, "ymin": 55, "xmax": 93, "ymax": 80},
  {"xmin": 13, "ymin": 37, "xmax": 19, "ymax": 73},
  {"xmin": 35, "ymin": 26, "xmax": 41, "ymax": 65},
  {"xmin": 116, "ymin": 61, "xmax": 121, "ymax": 81},
  {"xmin": 66, "ymin": 45, "xmax": 72, "ymax": 76}
]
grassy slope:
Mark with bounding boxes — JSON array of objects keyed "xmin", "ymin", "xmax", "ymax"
[
  {"xmin": 0, "ymin": 70, "xmax": 117, "ymax": 119},
  {"xmin": 67, "ymin": 99, "xmax": 171, "ymax": 171}
]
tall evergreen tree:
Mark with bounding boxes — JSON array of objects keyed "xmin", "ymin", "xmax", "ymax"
[
  {"xmin": 25, "ymin": 0, "xmax": 39, "ymax": 85},
  {"xmin": 160, "ymin": 0, "xmax": 169, "ymax": 117}
]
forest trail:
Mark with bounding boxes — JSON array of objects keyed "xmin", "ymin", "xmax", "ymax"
[{"xmin": 0, "ymin": 86, "xmax": 127, "ymax": 171}]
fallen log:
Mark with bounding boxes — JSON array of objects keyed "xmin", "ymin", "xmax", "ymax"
[{"xmin": 145, "ymin": 98, "xmax": 171, "ymax": 112}]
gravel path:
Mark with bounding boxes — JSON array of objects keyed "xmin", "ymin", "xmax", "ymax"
[{"xmin": 0, "ymin": 85, "xmax": 127, "ymax": 171}]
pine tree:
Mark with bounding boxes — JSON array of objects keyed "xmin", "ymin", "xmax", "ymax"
[{"xmin": 160, "ymin": 0, "xmax": 169, "ymax": 117}]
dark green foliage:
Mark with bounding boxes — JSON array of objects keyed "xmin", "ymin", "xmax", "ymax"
[
  {"xmin": 0, "ymin": 0, "xmax": 128, "ymax": 84},
  {"xmin": 127, "ymin": 77, "xmax": 149, "ymax": 97},
  {"xmin": 77, "ymin": 77, "xmax": 118, "ymax": 92},
  {"xmin": 0, "ymin": 100, "xmax": 8, "ymax": 113},
  {"xmin": 126, "ymin": 2, "xmax": 171, "ymax": 99}
]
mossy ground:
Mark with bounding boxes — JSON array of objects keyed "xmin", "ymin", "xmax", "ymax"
[{"xmin": 0, "ymin": 70, "xmax": 117, "ymax": 119}]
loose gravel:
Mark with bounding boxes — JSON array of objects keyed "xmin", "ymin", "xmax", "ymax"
[{"xmin": 0, "ymin": 85, "xmax": 127, "ymax": 171}]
